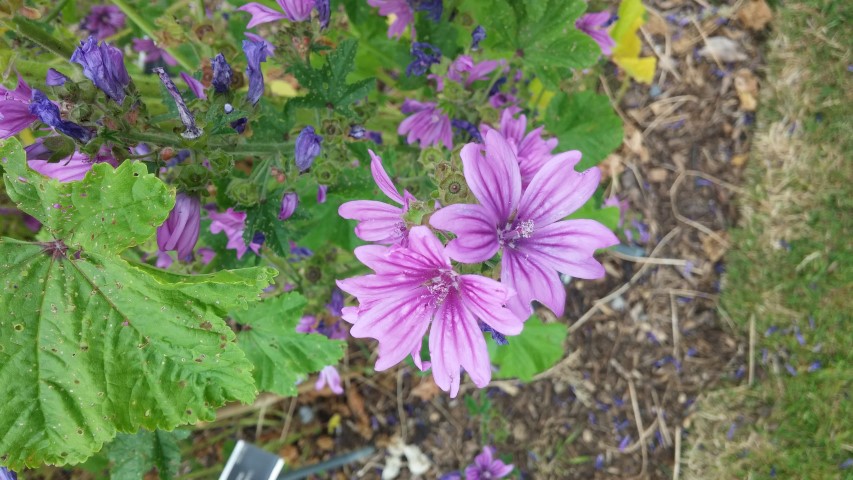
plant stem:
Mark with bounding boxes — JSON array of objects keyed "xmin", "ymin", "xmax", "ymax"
[
  {"xmin": 110, "ymin": 0, "xmax": 196, "ymax": 72},
  {"xmin": 6, "ymin": 16, "xmax": 75, "ymax": 59},
  {"xmin": 40, "ymin": 0, "xmax": 72, "ymax": 24}
]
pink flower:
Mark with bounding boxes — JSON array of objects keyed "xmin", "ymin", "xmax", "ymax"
[
  {"xmin": 337, "ymin": 226, "xmax": 524, "ymax": 397},
  {"xmin": 430, "ymin": 131, "xmax": 618, "ymax": 318},
  {"xmin": 338, "ymin": 150, "xmax": 415, "ymax": 245},
  {"xmin": 398, "ymin": 99, "xmax": 453, "ymax": 150},
  {"xmin": 367, "ymin": 0, "xmax": 415, "ymax": 39},
  {"xmin": 209, "ymin": 208, "xmax": 261, "ymax": 259},
  {"xmin": 480, "ymin": 108, "xmax": 558, "ymax": 187},
  {"xmin": 447, "ymin": 55, "xmax": 504, "ymax": 86},
  {"xmin": 157, "ymin": 193, "xmax": 201, "ymax": 261},
  {"xmin": 315, "ymin": 365, "xmax": 343, "ymax": 394},
  {"xmin": 26, "ymin": 137, "xmax": 118, "ymax": 182},
  {"xmin": 179, "ymin": 72, "xmax": 206, "ymax": 99},
  {"xmin": 464, "ymin": 446, "xmax": 514, "ymax": 480},
  {"xmin": 132, "ymin": 38, "xmax": 177, "ymax": 66},
  {"xmin": 296, "ymin": 315, "xmax": 317, "ymax": 333},
  {"xmin": 238, "ymin": 0, "xmax": 315, "ymax": 28},
  {"xmin": 575, "ymin": 11, "xmax": 616, "ymax": 56},
  {"xmin": 0, "ymin": 75, "xmax": 37, "ymax": 139}
]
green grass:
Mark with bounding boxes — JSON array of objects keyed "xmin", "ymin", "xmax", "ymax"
[{"xmin": 686, "ymin": 1, "xmax": 852, "ymax": 478}]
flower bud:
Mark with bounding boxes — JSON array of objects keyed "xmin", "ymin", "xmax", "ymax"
[
  {"xmin": 208, "ymin": 153, "xmax": 233, "ymax": 177},
  {"xmin": 211, "ymin": 53, "xmax": 233, "ymax": 94},
  {"xmin": 295, "ymin": 125, "xmax": 323, "ymax": 171},
  {"xmin": 176, "ymin": 164, "xmax": 212, "ymax": 194},
  {"xmin": 226, "ymin": 178, "xmax": 260, "ymax": 206},
  {"xmin": 278, "ymin": 192, "xmax": 298, "ymax": 220},
  {"xmin": 157, "ymin": 193, "xmax": 201, "ymax": 261}
]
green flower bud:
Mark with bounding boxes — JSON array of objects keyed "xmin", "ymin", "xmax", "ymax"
[
  {"xmin": 208, "ymin": 153, "xmax": 234, "ymax": 177},
  {"xmin": 177, "ymin": 164, "xmax": 212, "ymax": 194},
  {"xmin": 321, "ymin": 118, "xmax": 344, "ymax": 137},
  {"xmin": 312, "ymin": 161, "xmax": 337, "ymax": 185},
  {"xmin": 226, "ymin": 178, "xmax": 260, "ymax": 207},
  {"xmin": 402, "ymin": 199, "xmax": 429, "ymax": 225},
  {"xmin": 419, "ymin": 147, "xmax": 446, "ymax": 168},
  {"xmin": 439, "ymin": 172, "xmax": 470, "ymax": 205}
]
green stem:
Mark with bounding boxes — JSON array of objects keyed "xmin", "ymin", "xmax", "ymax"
[
  {"xmin": 40, "ymin": 0, "xmax": 72, "ymax": 24},
  {"xmin": 110, "ymin": 0, "xmax": 195, "ymax": 72},
  {"xmin": 6, "ymin": 16, "xmax": 75, "ymax": 59}
]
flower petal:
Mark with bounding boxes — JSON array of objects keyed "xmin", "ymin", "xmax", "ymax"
[
  {"xmin": 458, "ymin": 275, "xmax": 523, "ymax": 335},
  {"xmin": 338, "ymin": 200, "xmax": 404, "ymax": 244},
  {"xmin": 429, "ymin": 204, "xmax": 500, "ymax": 263},
  {"xmin": 405, "ymin": 226, "xmax": 451, "ymax": 269},
  {"xmin": 501, "ymin": 248, "xmax": 566, "ymax": 317},
  {"xmin": 521, "ymin": 219, "xmax": 618, "ymax": 279},
  {"xmin": 369, "ymin": 149, "xmax": 405, "ymax": 204},
  {"xmin": 429, "ymin": 295, "xmax": 491, "ymax": 397},
  {"xmin": 461, "ymin": 130, "xmax": 522, "ymax": 222},
  {"xmin": 518, "ymin": 151, "xmax": 599, "ymax": 227},
  {"xmin": 237, "ymin": 3, "xmax": 289, "ymax": 28}
]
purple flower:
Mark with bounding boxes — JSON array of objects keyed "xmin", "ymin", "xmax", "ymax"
[
  {"xmin": 367, "ymin": 131, "xmax": 383, "ymax": 144},
  {"xmin": 439, "ymin": 473, "xmax": 461, "ymax": 480},
  {"xmin": 317, "ymin": 184, "xmax": 328, "ymax": 204},
  {"xmin": 245, "ymin": 33, "xmax": 276, "ymax": 56},
  {"xmin": 198, "ymin": 247, "xmax": 216, "ymax": 265},
  {"xmin": 337, "ymin": 226, "xmax": 524, "ymax": 396},
  {"xmin": 0, "ymin": 75, "xmax": 37, "ymax": 139},
  {"xmin": 430, "ymin": 131, "xmax": 618, "ymax": 318},
  {"xmin": 156, "ymin": 251, "xmax": 173, "ymax": 269},
  {"xmin": 0, "ymin": 466, "xmax": 17, "ymax": 480},
  {"xmin": 132, "ymin": 38, "xmax": 177, "ymax": 66},
  {"xmin": 279, "ymin": 192, "xmax": 299, "ymax": 220},
  {"xmin": 398, "ymin": 99, "xmax": 453, "ymax": 149},
  {"xmin": 230, "ymin": 117, "xmax": 248, "ymax": 134},
  {"xmin": 315, "ymin": 365, "xmax": 343, "ymax": 394},
  {"xmin": 327, "ymin": 289, "xmax": 345, "ymax": 317},
  {"xmin": 238, "ymin": 0, "xmax": 316, "ymax": 28},
  {"xmin": 157, "ymin": 193, "xmax": 201, "ymax": 261},
  {"xmin": 576, "ymin": 11, "xmax": 616, "ymax": 56},
  {"xmin": 28, "ymin": 89, "xmax": 93, "ymax": 143},
  {"xmin": 211, "ymin": 53, "xmax": 233, "ymax": 94},
  {"xmin": 243, "ymin": 39, "xmax": 269, "ymax": 105},
  {"xmin": 406, "ymin": 42, "xmax": 442, "ymax": 77},
  {"xmin": 153, "ymin": 68, "xmax": 203, "ymax": 139},
  {"xmin": 463, "ymin": 446, "xmax": 514, "ymax": 479},
  {"xmin": 471, "ymin": 25, "xmax": 486, "ymax": 50},
  {"xmin": 26, "ymin": 137, "xmax": 116, "ymax": 182},
  {"xmin": 452, "ymin": 119, "xmax": 483, "ymax": 143},
  {"xmin": 297, "ymin": 315, "xmax": 317, "ymax": 333},
  {"xmin": 81, "ymin": 5, "xmax": 126, "ymax": 40},
  {"xmin": 180, "ymin": 72, "xmax": 207, "ymax": 100},
  {"xmin": 411, "ymin": 0, "xmax": 443, "ymax": 22},
  {"xmin": 315, "ymin": 0, "xmax": 331, "ymax": 29},
  {"xmin": 481, "ymin": 108, "xmax": 558, "ymax": 187},
  {"xmin": 808, "ymin": 361, "xmax": 821, "ymax": 372},
  {"xmin": 45, "ymin": 68, "xmax": 69, "ymax": 87},
  {"xmin": 295, "ymin": 125, "xmax": 323, "ymax": 171},
  {"xmin": 209, "ymin": 208, "xmax": 261, "ymax": 259},
  {"xmin": 367, "ymin": 0, "xmax": 415, "ymax": 38},
  {"xmin": 71, "ymin": 36, "xmax": 130, "ymax": 104},
  {"xmin": 349, "ymin": 125, "xmax": 366, "ymax": 139},
  {"xmin": 447, "ymin": 55, "xmax": 504, "ymax": 86},
  {"xmin": 339, "ymin": 150, "xmax": 416, "ymax": 245}
]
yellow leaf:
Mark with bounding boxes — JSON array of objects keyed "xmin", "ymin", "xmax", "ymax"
[
  {"xmin": 610, "ymin": 1, "xmax": 657, "ymax": 84},
  {"xmin": 327, "ymin": 413, "xmax": 341, "ymax": 434},
  {"xmin": 269, "ymin": 80, "xmax": 297, "ymax": 97},
  {"xmin": 18, "ymin": 128, "xmax": 34, "ymax": 146},
  {"xmin": 527, "ymin": 78, "xmax": 555, "ymax": 112},
  {"xmin": 614, "ymin": 56, "xmax": 657, "ymax": 84},
  {"xmin": 611, "ymin": 0, "xmax": 646, "ymax": 42}
]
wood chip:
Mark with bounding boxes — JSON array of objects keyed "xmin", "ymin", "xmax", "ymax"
[{"xmin": 737, "ymin": 0, "xmax": 773, "ymax": 31}]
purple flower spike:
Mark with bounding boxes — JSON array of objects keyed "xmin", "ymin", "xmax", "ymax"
[
  {"xmin": 180, "ymin": 72, "xmax": 207, "ymax": 100},
  {"xmin": 576, "ymin": 11, "xmax": 616, "ymax": 56},
  {"xmin": 295, "ymin": 125, "xmax": 323, "ymax": 171},
  {"xmin": 471, "ymin": 25, "xmax": 486, "ymax": 50},
  {"xmin": 0, "ymin": 75, "xmax": 37, "ymax": 139},
  {"xmin": 243, "ymin": 39, "xmax": 269, "ymax": 105},
  {"xmin": 367, "ymin": 0, "xmax": 415, "ymax": 38},
  {"xmin": 239, "ymin": 0, "xmax": 315, "ymax": 28},
  {"xmin": 26, "ymin": 137, "xmax": 117, "ymax": 182},
  {"xmin": 45, "ymin": 68, "xmax": 69, "ymax": 87},
  {"xmin": 28, "ymin": 89, "xmax": 93, "ymax": 143},
  {"xmin": 464, "ymin": 446, "xmax": 514, "ymax": 479},
  {"xmin": 279, "ymin": 192, "xmax": 299, "ymax": 220},
  {"xmin": 211, "ymin": 53, "xmax": 233, "ymax": 94},
  {"xmin": 81, "ymin": 5, "xmax": 126, "ymax": 40},
  {"xmin": 337, "ymin": 226, "xmax": 524, "ymax": 397},
  {"xmin": 406, "ymin": 42, "xmax": 442, "ymax": 77},
  {"xmin": 315, "ymin": 365, "xmax": 343, "ymax": 394},
  {"xmin": 157, "ymin": 193, "xmax": 201, "ymax": 261},
  {"xmin": 338, "ymin": 149, "xmax": 416, "ymax": 245},
  {"xmin": 209, "ymin": 208, "xmax": 260, "ymax": 259},
  {"xmin": 398, "ymin": 99, "xmax": 452, "ymax": 149},
  {"xmin": 153, "ymin": 68, "xmax": 203, "ymax": 139},
  {"xmin": 430, "ymin": 130, "xmax": 618, "ymax": 318},
  {"xmin": 132, "ymin": 38, "xmax": 177, "ymax": 66},
  {"xmin": 71, "ymin": 36, "xmax": 130, "ymax": 104}
]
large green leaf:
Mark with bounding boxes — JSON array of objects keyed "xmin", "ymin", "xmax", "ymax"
[
  {"xmin": 488, "ymin": 316, "xmax": 568, "ymax": 381},
  {"xmin": 233, "ymin": 293, "xmax": 345, "ymax": 396},
  {"xmin": 545, "ymin": 91, "xmax": 624, "ymax": 169},
  {"xmin": 108, "ymin": 429, "xmax": 190, "ymax": 480},
  {"xmin": 0, "ymin": 138, "xmax": 274, "ymax": 469}
]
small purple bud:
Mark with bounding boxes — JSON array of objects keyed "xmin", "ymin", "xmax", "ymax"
[
  {"xmin": 279, "ymin": 192, "xmax": 299, "ymax": 220},
  {"xmin": 367, "ymin": 131, "xmax": 383, "ymax": 144},
  {"xmin": 224, "ymin": 103, "xmax": 234, "ymax": 114},
  {"xmin": 315, "ymin": 0, "xmax": 331, "ymax": 29},
  {"xmin": 295, "ymin": 125, "xmax": 323, "ymax": 171},
  {"xmin": 211, "ymin": 53, "xmax": 233, "ymax": 94},
  {"xmin": 406, "ymin": 42, "xmax": 442, "ymax": 77},
  {"xmin": 618, "ymin": 436, "xmax": 631, "ymax": 452},
  {"xmin": 157, "ymin": 193, "xmax": 201, "ymax": 261},
  {"xmin": 349, "ymin": 125, "xmax": 366, "ymax": 139},
  {"xmin": 317, "ymin": 184, "xmax": 328, "ymax": 204},
  {"xmin": 785, "ymin": 364, "xmax": 797, "ymax": 376},
  {"xmin": 28, "ymin": 89, "xmax": 93, "ymax": 143},
  {"xmin": 153, "ymin": 68, "xmax": 203, "ymax": 139},
  {"xmin": 71, "ymin": 36, "xmax": 130, "ymax": 104},
  {"xmin": 451, "ymin": 118, "xmax": 483, "ymax": 143},
  {"xmin": 230, "ymin": 117, "xmax": 248, "ymax": 134},
  {"xmin": 808, "ymin": 361, "xmax": 821, "ymax": 372},
  {"xmin": 471, "ymin": 25, "xmax": 486, "ymax": 50},
  {"xmin": 326, "ymin": 289, "xmax": 344, "ymax": 317},
  {"xmin": 180, "ymin": 72, "xmax": 207, "ymax": 100},
  {"xmin": 45, "ymin": 68, "xmax": 69, "ymax": 86},
  {"xmin": 243, "ymin": 39, "xmax": 269, "ymax": 105}
]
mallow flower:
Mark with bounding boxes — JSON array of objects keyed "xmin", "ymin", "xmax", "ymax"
[
  {"xmin": 238, "ymin": 0, "xmax": 318, "ymax": 28},
  {"xmin": 480, "ymin": 108, "xmax": 557, "ymax": 187},
  {"xmin": 80, "ymin": 5, "xmax": 126, "ymax": 40},
  {"xmin": 398, "ymin": 99, "xmax": 452, "ymax": 150},
  {"xmin": 0, "ymin": 75, "xmax": 37, "ymax": 139},
  {"xmin": 28, "ymin": 90, "xmax": 93, "ymax": 143},
  {"xmin": 429, "ymin": 131, "xmax": 619, "ymax": 318},
  {"xmin": 295, "ymin": 125, "xmax": 322, "ymax": 171},
  {"xmin": 338, "ymin": 149, "xmax": 415, "ymax": 245},
  {"xmin": 315, "ymin": 365, "xmax": 343, "ymax": 394},
  {"xmin": 26, "ymin": 137, "xmax": 117, "ymax": 182},
  {"xmin": 157, "ymin": 193, "xmax": 201, "ymax": 261},
  {"xmin": 132, "ymin": 38, "xmax": 177, "ymax": 66},
  {"xmin": 446, "ymin": 55, "xmax": 504, "ymax": 86},
  {"xmin": 71, "ymin": 36, "xmax": 131, "ymax": 104},
  {"xmin": 180, "ymin": 72, "xmax": 207, "ymax": 99},
  {"xmin": 575, "ymin": 11, "xmax": 617, "ymax": 56},
  {"xmin": 209, "ymin": 208, "xmax": 262, "ymax": 259},
  {"xmin": 464, "ymin": 446, "xmax": 514, "ymax": 480},
  {"xmin": 243, "ymin": 39, "xmax": 269, "ymax": 105},
  {"xmin": 367, "ymin": 0, "xmax": 415, "ymax": 39},
  {"xmin": 337, "ymin": 226, "xmax": 524, "ymax": 397}
]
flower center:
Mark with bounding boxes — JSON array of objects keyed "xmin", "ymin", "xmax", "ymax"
[
  {"xmin": 498, "ymin": 219, "xmax": 534, "ymax": 249},
  {"xmin": 425, "ymin": 269, "xmax": 458, "ymax": 306}
]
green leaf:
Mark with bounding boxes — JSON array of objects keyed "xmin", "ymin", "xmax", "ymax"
[
  {"xmin": 545, "ymin": 91, "xmax": 624, "ymax": 169},
  {"xmin": 108, "ymin": 429, "xmax": 190, "ymax": 480},
  {"xmin": 0, "ymin": 138, "xmax": 275, "ymax": 469},
  {"xmin": 488, "ymin": 316, "xmax": 567, "ymax": 381},
  {"xmin": 232, "ymin": 293, "xmax": 345, "ymax": 396}
]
